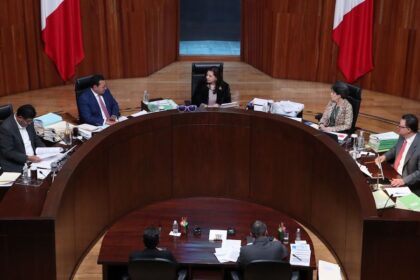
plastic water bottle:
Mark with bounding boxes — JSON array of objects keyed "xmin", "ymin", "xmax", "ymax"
[
  {"xmin": 143, "ymin": 90, "xmax": 149, "ymax": 104},
  {"xmin": 357, "ymin": 130, "xmax": 365, "ymax": 151},
  {"xmin": 172, "ymin": 220, "xmax": 179, "ymax": 234},
  {"xmin": 22, "ymin": 163, "xmax": 30, "ymax": 185},
  {"xmin": 295, "ymin": 228, "xmax": 301, "ymax": 241}
]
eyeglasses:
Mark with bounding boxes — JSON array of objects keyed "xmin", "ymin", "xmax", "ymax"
[
  {"xmin": 396, "ymin": 125, "xmax": 408, "ymax": 129},
  {"xmin": 177, "ymin": 105, "xmax": 197, "ymax": 112}
]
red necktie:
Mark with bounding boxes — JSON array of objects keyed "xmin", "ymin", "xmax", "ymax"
[
  {"xmin": 394, "ymin": 140, "xmax": 407, "ymax": 172},
  {"xmin": 97, "ymin": 96, "xmax": 110, "ymax": 119}
]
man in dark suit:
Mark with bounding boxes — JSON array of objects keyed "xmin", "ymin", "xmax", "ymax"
[
  {"xmin": 0, "ymin": 104, "xmax": 45, "ymax": 172},
  {"xmin": 376, "ymin": 114, "xmax": 420, "ymax": 195},
  {"xmin": 77, "ymin": 74, "xmax": 120, "ymax": 126},
  {"xmin": 129, "ymin": 227, "xmax": 177, "ymax": 262},
  {"xmin": 237, "ymin": 220, "xmax": 288, "ymax": 267}
]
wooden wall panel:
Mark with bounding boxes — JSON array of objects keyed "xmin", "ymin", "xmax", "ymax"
[{"xmin": 243, "ymin": 0, "xmax": 420, "ymax": 100}]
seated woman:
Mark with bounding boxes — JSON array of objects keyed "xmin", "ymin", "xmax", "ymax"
[
  {"xmin": 192, "ymin": 67, "xmax": 231, "ymax": 107},
  {"xmin": 319, "ymin": 81, "xmax": 353, "ymax": 132}
]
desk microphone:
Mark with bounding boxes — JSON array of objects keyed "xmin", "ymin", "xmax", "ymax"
[
  {"xmin": 378, "ymin": 194, "xmax": 394, "ymax": 217},
  {"xmin": 51, "ymin": 162, "xmax": 58, "ymax": 183}
]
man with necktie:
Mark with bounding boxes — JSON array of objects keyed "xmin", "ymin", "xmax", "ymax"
[
  {"xmin": 376, "ymin": 114, "xmax": 420, "ymax": 195},
  {"xmin": 77, "ymin": 74, "xmax": 120, "ymax": 126}
]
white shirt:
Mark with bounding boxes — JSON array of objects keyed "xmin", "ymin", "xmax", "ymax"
[
  {"xmin": 396, "ymin": 133, "xmax": 416, "ymax": 175},
  {"xmin": 208, "ymin": 88, "xmax": 217, "ymax": 106},
  {"xmin": 91, "ymin": 89, "xmax": 108, "ymax": 125},
  {"xmin": 14, "ymin": 114, "xmax": 34, "ymax": 156}
]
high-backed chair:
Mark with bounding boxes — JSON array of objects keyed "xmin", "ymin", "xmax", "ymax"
[
  {"xmin": 231, "ymin": 260, "xmax": 296, "ymax": 280},
  {"xmin": 74, "ymin": 75, "xmax": 94, "ymax": 120},
  {"xmin": 0, "ymin": 104, "xmax": 13, "ymax": 125},
  {"xmin": 315, "ymin": 82, "xmax": 362, "ymax": 134},
  {"xmin": 126, "ymin": 258, "xmax": 187, "ymax": 280},
  {"xmin": 191, "ymin": 62, "xmax": 224, "ymax": 98}
]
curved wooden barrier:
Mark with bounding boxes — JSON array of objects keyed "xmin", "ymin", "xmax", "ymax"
[{"xmin": 1, "ymin": 109, "xmax": 419, "ymax": 280}]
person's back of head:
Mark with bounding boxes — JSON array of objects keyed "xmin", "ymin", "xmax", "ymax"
[
  {"xmin": 16, "ymin": 104, "xmax": 36, "ymax": 119},
  {"xmin": 251, "ymin": 220, "xmax": 267, "ymax": 238},
  {"xmin": 143, "ymin": 227, "xmax": 160, "ymax": 249},
  {"xmin": 90, "ymin": 74, "xmax": 105, "ymax": 88},
  {"xmin": 331, "ymin": 81, "xmax": 349, "ymax": 99},
  {"xmin": 402, "ymin": 114, "xmax": 419, "ymax": 132}
]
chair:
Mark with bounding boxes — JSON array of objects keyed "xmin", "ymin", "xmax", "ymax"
[
  {"xmin": 0, "ymin": 104, "xmax": 13, "ymax": 124},
  {"xmin": 74, "ymin": 75, "xmax": 94, "ymax": 121},
  {"xmin": 126, "ymin": 258, "xmax": 187, "ymax": 280},
  {"xmin": 315, "ymin": 82, "xmax": 362, "ymax": 134},
  {"xmin": 231, "ymin": 260, "xmax": 296, "ymax": 280},
  {"xmin": 191, "ymin": 62, "xmax": 224, "ymax": 98}
]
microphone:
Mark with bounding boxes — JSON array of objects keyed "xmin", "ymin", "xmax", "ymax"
[
  {"xmin": 50, "ymin": 162, "xmax": 58, "ymax": 183},
  {"xmin": 378, "ymin": 194, "xmax": 394, "ymax": 217}
]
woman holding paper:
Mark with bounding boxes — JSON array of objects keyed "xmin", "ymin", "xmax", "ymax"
[
  {"xmin": 192, "ymin": 67, "xmax": 231, "ymax": 107},
  {"xmin": 319, "ymin": 81, "xmax": 353, "ymax": 133}
]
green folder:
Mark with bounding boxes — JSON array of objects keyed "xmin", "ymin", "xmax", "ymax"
[{"xmin": 396, "ymin": 193, "xmax": 420, "ymax": 212}]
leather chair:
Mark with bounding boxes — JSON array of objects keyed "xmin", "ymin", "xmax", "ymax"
[
  {"xmin": 315, "ymin": 82, "xmax": 362, "ymax": 134},
  {"xmin": 191, "ymin": 62, "xmax": 224, "ymax": 99},
  {"xmin": 231, "ymin": 260, "xmax": 297, "ymax": 280},
  {"xmin": 74, "ymin": 75, "xmax": 94, "ymax": 121},
  {"xmin": 126, "ymin": 258, "xmax": 187, "ymax": 280},
  {"xmin": 0, "ymin": 104, "xmax": 13, "ymax": 124}
]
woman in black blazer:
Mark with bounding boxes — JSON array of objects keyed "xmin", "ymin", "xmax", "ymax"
[{"xmin": 192, "ymin": 67, "xmax": 231, "ymax": 107}]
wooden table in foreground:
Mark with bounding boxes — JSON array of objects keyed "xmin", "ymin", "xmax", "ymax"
[{"xmin": 98, "ymin": 197, "xmax": 316, "ymax": 280}]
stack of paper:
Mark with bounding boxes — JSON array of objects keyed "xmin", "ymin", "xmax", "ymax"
[
  {"xmin": 368, "ymin": 132, "xmax": 399, "ymax": 152},
  {"xmin": 36, "ymin": 147, "xmax": 64, "ymax": 160},
  {"xmin": 395, "ymin": 193, "xmax": 420, "ymax": 212},
  {"xmin": 318, "ymin": 260, "xmax": 342, "ymax": 280},
  {"xmin": 384, "ymin": 187, "xmax": 412, "ymax": 197},
  {"xmin": 34, "ymin": 112, "xmax": 63, "ymax": 127},
  {"xmin": 214, "ymin": 239, "xmax": 241, "ymax": 263},
  {"xmin": 147, "ymin": 99, "xmax": 177, "ymax": 112},
  {"xmin": 0, "ymin": 172, "xmax": 21, "ymax": 187},
  {"xmin": 289, "ymin": 242, "xmax": 311, "ymax": 266}
]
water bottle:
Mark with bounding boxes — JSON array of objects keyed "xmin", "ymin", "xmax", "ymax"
[
  {"xmin": 22, "ymin": 163, "xmax": 30, "ymax": 185},
  {"xmin": 357, "ymin": 130, "xmax": 365, "ymax": 151},
  {"xmin": 143, "ymin": 90, "xmax": 149, "ymax": 104},
  {"xmin": 295, "ymin": 228, "xmax": 301, "ymax": 241},
  {"xmin": 63, "ymin": 122, "xmax": 72, "ymax": 145},
  {"xmin": 172, "ymin": 220, "xmax": 179, "ymax": 234},
  {"xmin": 351, "ymin": 133, "xmax": 358, "ymax": 160}
]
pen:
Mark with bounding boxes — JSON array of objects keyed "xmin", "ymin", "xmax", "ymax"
[{"xmin": 292, "ymin": 254, "xmax": 302, "ymax": 261}]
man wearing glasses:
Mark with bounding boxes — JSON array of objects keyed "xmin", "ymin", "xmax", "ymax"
[
  {"xmin": 376, "ymin": 114, "xmax": 420, "ymax": 195},
  {"xmin": 0, "ymin": 104, "xmax": 45, "ymax": 172}
]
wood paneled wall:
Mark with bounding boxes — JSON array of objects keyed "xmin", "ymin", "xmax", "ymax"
[
  {"xmin": 0, "ymin": 0, "xmax": 178, "ymax": 97},
  {"xmin": 242, "ymin": 0, "xmax": 420, "ymax": 100},
  {"xmin": 0, "ymin": 0, "xmax": 419, "ymax": 101}
]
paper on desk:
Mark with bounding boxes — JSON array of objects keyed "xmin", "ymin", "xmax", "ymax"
[
  {"xmin": 372, "ymin": 189, "xmax": 395, "ymax": 209},
  {"xmin": 169, "ymin": 231, "xmax": 181, "ymax": 237},
  {"xmin": 31, "ymin": 153, "xmax": 66, "ymax": 169},
  {"xmin": 209, "ymin": 230, "xmax": 227, "ymax": 241},
  {"xmin": 318, "ymin": 260, "xmax": 342, "ymax": 280},
  {"xmin": 214, "ymin": 239, "xmax": 241, "ymax": 263},
  {"xmin": 384, "ymin": 187, "xmax": 412, "ymax": 197},
  {"xmin": 356, "ymin": 162, "xmax": 373, "ymax": 178},
  {"xmin": 290, "ymin": 243, "xmax": 311, "ymax": 266},
  {"xmin": 131, "ymin": 110, "xmax": 148, "ymax": 117},
  {"xmin": 36, "ymin": 147, "xmax": 64, "ymax": 154},
  {"xmin": 37, "ymin": 169, "xmax": 51, "ymax": 180},
  {"xmin": 0, "ymin": 172, "xmax": 21, "ymax": 187}
]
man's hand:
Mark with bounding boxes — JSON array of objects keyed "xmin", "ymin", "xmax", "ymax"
[
  {"xmin": 375, "ymin": 155, "xmax": 386, "ymax": 165},
  {"xmin": 391, "ymin": 178, "xmax": 405, "ymax": 187},
  {"xmin": 27, "ymin": 155, "xmax": 41, "ymax": 163}
]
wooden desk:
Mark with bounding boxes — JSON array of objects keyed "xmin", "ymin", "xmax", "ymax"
[
  {"xmin": 98, "ymin": 197, "xmax": 316, "ymax": 280},
  {"xmin": 1, "ymin": 109, "xmax": 419, "ymax": 280}
]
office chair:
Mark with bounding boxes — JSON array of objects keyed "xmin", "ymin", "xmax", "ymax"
[
  {"xmin": 74, "ymin": 75, "xmax": 94, "ymax": 121},
  {"xmin": 231, "ymin": 260, "xmax": 297, "ymax": 280},
  {"xmin": 0, "ymin": 104, "xmax": 13, "ymax": 124},
  {"xmin": 191, "ymin": 62, "xmax": 224, "ymax": 99},
  {"xmin": 315, "ymin": 82, "xmax": 362, "ymax": 134},
  {"xmin": 126, "ymin": 258, "xmax": 187, "ymax": 280}
]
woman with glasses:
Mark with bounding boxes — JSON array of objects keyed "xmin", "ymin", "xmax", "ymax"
[
  {"xmin": 192, "ymin": 67, "xmax": 231, "ymax": 107},
  {"xmin": 319, "ymin": 81, "xmax": 353, "ymax": 133}
]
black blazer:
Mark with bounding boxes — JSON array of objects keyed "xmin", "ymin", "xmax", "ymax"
[
  {"xmin": 192, "ymin": 80, "xmax": 231, "ymax": 106},
  {"xmin": 129, "ymin": 248, "xmax": 177, "ymax": 263},
  {"xmin": 237, "ymin": 236, "xmax": 288, "ymax": 267},
  {"xmin": 0, "ymin": 115, "xmax": 45, "ymax": 172}
]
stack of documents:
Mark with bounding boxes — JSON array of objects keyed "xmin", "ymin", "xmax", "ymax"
[
  {"xmin": 251, "ymin": 98, "xmax": 273, "ymax": 112},
  {"xmin": 147, "ymin": 99, "xmax": 177, "ymax": 112},
  {"xmin": 395, "ymin": 193, "xmax": 420, "ymax": 212},
  {"xmin": 0, "ymin": 172, "xmax": 21, "ymax": 187},
  {"xmin": 77, "ymin": 123, "xmax": 104, "ymax": 139},
  {"xmin": 214, "ymin": 239, "xmax": 241, "ymax": 263},
  {"xmin": 289, "ymin": 241, "xmax": 311, "ymax": 266},
  {"xmin": 270, "ymin": 100, "xmax": 304, "ymax": 117},
  {"xmin": 34, "ymin": 112, "xmax": 63, "ymax": 127},
  {"xmin": 368, "ymin": 132, "xmax": 399, "ymax": 152}
]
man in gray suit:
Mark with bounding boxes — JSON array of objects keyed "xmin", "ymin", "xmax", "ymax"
[
  {"xmin": 237, "ymin": 220, "xmax": 288, "ymax": 267},
  {"xmin": 0, "ymin": 104, "xmax": 45, "ymax": 172},
  {"xmin": 376, "ymin": 114, "xmax": 420, "ymax": 195}
]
